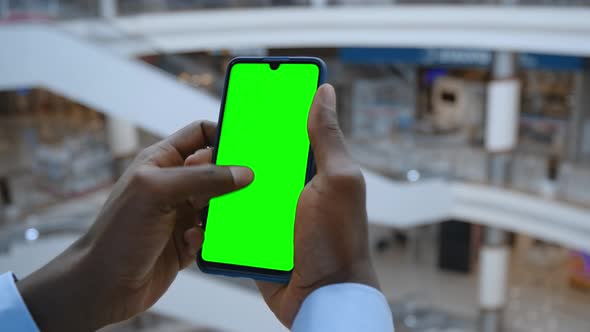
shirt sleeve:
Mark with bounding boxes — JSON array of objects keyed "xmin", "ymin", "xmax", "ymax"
[
  {"xmin": 292, "ymin": 283, "xmax": 394, "ymax": 332},
  {"xmin": 0, "ymin": 272, "xmax": 40, "ymax": 332}
]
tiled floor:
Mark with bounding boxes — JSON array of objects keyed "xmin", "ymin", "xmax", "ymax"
[{"xmin": 371, "ymin": 225, "xmax": 590, "ymax": 332}]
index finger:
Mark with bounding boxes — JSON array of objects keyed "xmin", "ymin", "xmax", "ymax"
[
  {"xmin": 162, "ymin": 120, "xmax": 218, "ymax": 159},
  {"xmin": 135, "ymin": 164, "xmax": 253, "ymax": 205}
]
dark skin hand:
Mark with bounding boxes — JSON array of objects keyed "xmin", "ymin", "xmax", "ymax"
[
  {"xmin": 17, "ymin": 121, "xmax": 254, "ymax": 332},
  {"xmin": 17, "ymin": 84, "xmax": 378, "ymax": 331},
  {"xmin": 185, "ymin": 84, "xmax": 380, "ymax": 327}
]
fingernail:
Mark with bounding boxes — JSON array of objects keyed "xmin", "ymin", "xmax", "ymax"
[
  {"xmin": 318, "ymin": 84, "xmax": 336, "ymax": 112},
  {"xmin": 229, "ymin": 166, "xmax": 254, "ymax": 187}
]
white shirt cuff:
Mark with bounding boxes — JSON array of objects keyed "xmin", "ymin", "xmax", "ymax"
[
  {"xmin": 292, "ymin": 283, "xmax": 394, "ymax": 332},
  {"xmin": 0, "ymin": 272, "xmax": 40, "ymax": 332}
]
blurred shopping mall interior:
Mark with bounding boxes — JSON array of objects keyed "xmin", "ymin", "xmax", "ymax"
[{"xmin": 1, "ymin": 1, "xmax": 590, "ymax": 331}]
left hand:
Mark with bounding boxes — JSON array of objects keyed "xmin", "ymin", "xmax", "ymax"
[
  {"xmin": 17, "ymin": 121, "xmax": 253, "ymax": 332},
  {"xmin": 184, "ymin": 85, "xmax": 379, "ymax": 328}
]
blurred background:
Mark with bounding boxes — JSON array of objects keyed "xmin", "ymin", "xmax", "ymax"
[{"xmin": 1, "ymin": 1, "xmax": 590, "ymax": 331}]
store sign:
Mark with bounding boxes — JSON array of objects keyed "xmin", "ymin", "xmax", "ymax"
[
  {"xmin": 519, "ymin": 53, "xmax": 586, "ymax": 71},
  {"xmin": 339, "ymin": 48, "xmax": 586, "ymax": 71},
  {"xmin": 424, "ymin": 49, "xmax": 491, "ymax": 67},
  {"xmin": 16, "ymin": 88, "xmax": 31, "ymax": 96}
]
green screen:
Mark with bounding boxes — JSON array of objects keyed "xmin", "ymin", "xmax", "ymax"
[{"xmin": 202, "ymin": 62, "xmax": 319, "ymax": 271}]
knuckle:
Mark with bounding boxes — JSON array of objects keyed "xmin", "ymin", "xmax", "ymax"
[
  {"xmin": 325, "ymin": 123, "xmax": 343, "ymax": 142},
  {"xmin": 157, "ymin": 142, "xmax": 176, "ymax": 155},
  {"xmin": 326, "ymin": 167, "xmax": 365, "ymax": 192},
  {"xmin": 195, "ymin": 165, "xmax": 229, "ymax": 189},
  {"xmin": 197, "ymin": 120, "xmax": 217, "ymax": 131},
  {"xmin": 137, "ymin": 143, "xmax": 182, "ymax": 167},
  {"xmin": 320, "ymin": 106, "xmax": 340, "ymax": 129},
  {"xmin": 204, "ymin": 165, "xmax": 236, "ymax": 188},
  {"xmin": 323, "ymin": 116, "xmax": 341, "ymax": 133},
  {"xmin": 318, "ymin": 107, "xmax": 341, "ymax": 131},
  {"xmin": 137, "ymin": 145, "xmax": 156, "ymax": 161},
  {"xmin": 189, "ymin": 120, "xmax": 205, "ymax": 133},
  {"xmin": 130, "ymin": 168, "xmax": 157, "ymax": 192},
  {"xmin": 196, "ymin": 120, "xmax": 217, "ymax": 142},
  {"xmin": 199, "ymin": 164, "xmax": 218, "ymax": 178}
]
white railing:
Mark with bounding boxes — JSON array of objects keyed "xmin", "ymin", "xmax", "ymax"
[
  {"xmin": 2, "ymin": 0, "xmax": 590, "ymax": 21},
  {"xmin": 57, "ymin": 6, "xmax": 590, "ymax": 57}
]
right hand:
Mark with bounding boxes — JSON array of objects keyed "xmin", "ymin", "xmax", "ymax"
[
  {"xmin": 256, "ymin": 84, "xmax": 380, "ymax": 327},
  {"xmin": 17, "ymin": 121, "xmax": 253, "ymax": 332}
]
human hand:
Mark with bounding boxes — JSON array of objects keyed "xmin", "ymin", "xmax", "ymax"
[
  {"xmin": 184, "ymin": 84, "xmax": 379, "ymax": 328},
  {"xmin": 17, "ymin": 121, "xmax": 253, "ymax": 332},
  {"xmin": 255, "ymin": 84, "xmax": 379, "ymax": 327}
]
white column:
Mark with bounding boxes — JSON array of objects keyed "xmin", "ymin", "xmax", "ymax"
[
  {"xmin": 479, "ymin": 51, "xmax": 520, "ymax": 332},
  {"xmin": 567, "ymin": 70, "xmax": 590, "ymax": 162},
  {"xmin": 485, "ymin": 79, "xmax": 520, "ymax": 154},
  {"xmin": 479, "ymin": 245, "xmax": 509, "ymax": 310},
  {"xmin": 478, "ymin": 228, "xmax": 510, "ymax": 332},
  {"xmin": 48, "ymin": 0, "xmax": 60, "ymax": 17},
  {"xmin": 106, "ymin": 117, "xmax": 139, "ymax": 177},
  {"xmin": 310, "ymin": 0, "xmax": 328, "ymax": 7},
  {"xmin": 107, "ymin": 117, "xmax": 139, "ymax": 158},
  {"xmin": 99, "ymin": 0, "xmax": 118, "ymax": 18},
  {"xmin": 0, "ymin": 0, "xmax": 9, "ymax": 18}
]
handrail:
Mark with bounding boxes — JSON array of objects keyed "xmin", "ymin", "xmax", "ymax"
[
  {"xmin": 59, "ymin": 6, "xmax": 590, "ymax": 57},
  {"xmin": 2, "ymin": 0, "xmax": 590, "ymax": 21}
]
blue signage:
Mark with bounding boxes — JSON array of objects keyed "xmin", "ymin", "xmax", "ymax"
[
  {"xmin": 519, "ymin": 53, "xmax": 586, "ymax": 71},
  {"xmin": 16, "ymin": 88, "xmax": 31, "ymax": 96},
  {"xmin": 339, "ymin": 48, "xmax": 586, "ymax": 71}
]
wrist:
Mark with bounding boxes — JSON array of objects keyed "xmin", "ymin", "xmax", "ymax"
[
  {"xmin": 17, "ymin": 239, "xmax": 104, "ymax": 332},
  {"xmin": 285, "ymin": 260, "xmax": 379, "ymax": 327},
  {"xmin": 340, "ymin": 261, "xmax": 380, "ymax": 290},
  {"xmin": 310, "ymin": 260, "xmax": 380, "ymax": 294}
]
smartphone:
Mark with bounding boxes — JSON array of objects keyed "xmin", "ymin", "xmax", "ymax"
[{"xmin": 197, "ymin": 57, "xmax": 326, "ymax": 282}]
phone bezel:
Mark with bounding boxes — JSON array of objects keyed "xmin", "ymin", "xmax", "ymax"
[{"xmin": 196, "ymin": 56, "xmax": 327, "ymax": 283}]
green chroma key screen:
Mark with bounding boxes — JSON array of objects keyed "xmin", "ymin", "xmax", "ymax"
[{"xmin": 202, "ymin": 62, "xmax": 320, "ymax": 271}]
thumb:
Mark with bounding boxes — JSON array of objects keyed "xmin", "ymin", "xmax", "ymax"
[{"xmin": 307, "ymin": 84, "xmax": 350, "ymax": 174}]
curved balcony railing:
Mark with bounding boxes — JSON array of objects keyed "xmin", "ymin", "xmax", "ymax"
[{"xmin": 1, "ymin": 0, "xmax": 590, "ymax": 21}]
